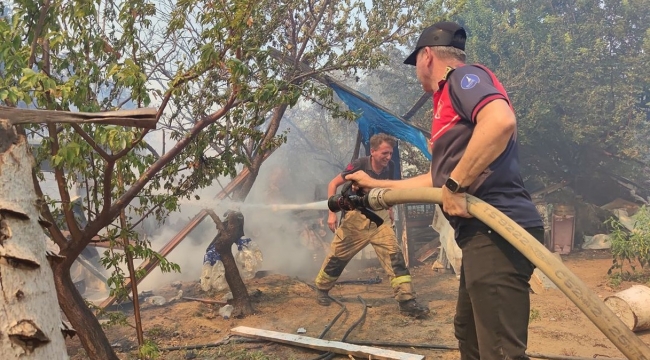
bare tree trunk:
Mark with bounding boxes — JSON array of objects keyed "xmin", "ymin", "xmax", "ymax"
[
  {"xmin": 0, "ymin": 120, "xmax": 69, "ymax": 358},
  {"xmin": 212, "ymin": 211, "xmax": 254, "ymax": 317},
  {"xmin": 231, "ymin": 169, "xmax": 259, "ymax": 201},
  {"xmin": 51, "ymin": 262, "xmax": 118, "ymax": 360}
]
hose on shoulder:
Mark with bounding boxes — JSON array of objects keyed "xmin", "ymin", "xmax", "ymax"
[{"xmin": 365, "ymin": 187, "xmax": 650, "ymax": 360}]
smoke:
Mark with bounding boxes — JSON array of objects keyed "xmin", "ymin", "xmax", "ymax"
[
  {"xmin": 130, "ymin": 209, "xmax": 216, "ymax": 292},
  {"xmin": 238, "ymin": 151, "xmax": 329, "ymax": 278},
  {"xmin": 123, "ymin": 110, "xmax": 357, "ymax": 290}
]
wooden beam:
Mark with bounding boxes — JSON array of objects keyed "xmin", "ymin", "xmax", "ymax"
[
  {"xmin": 182, "ymin": 297, "xmax": 227, "ymax": 306},
  {"xmin": 59, "ymin": 230, "xmax": 136, "ymax": 249},
  {"xmin": 402, "ymin": 93, "xmax": 429, "ymax": 120},
  {"xmin": 530, "ymin": 180, "xmax": 570, "ymax": 199},
  {"xmin": 77, "ymin": 253, "xmax": 109, "ymax": 284},
  {"xmin": 351, "ymin": 130, "xmax": 362, "ymax": 161},
  {"xmin": 231, "ymin": 326, "xmax": 424, "ymax": 360},
  {"xmin": 1, "ymin": 106, "xmax": 159, "ymax": 129}
]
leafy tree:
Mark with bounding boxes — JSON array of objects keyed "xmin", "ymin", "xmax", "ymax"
[
  {"xmin": 1, "ymin": 0, "xmax": 467, "ymax": 359},
  {"xmin": 0, "ymin": 0, "xmax": 297, "ymax": 358},
  {"xmin": 457, "ymin": 0, "xmax": 650, "ymax": 202},
  {"xmin": 170, "ymin": 0, "xmax": 459, "ymax": 200}
]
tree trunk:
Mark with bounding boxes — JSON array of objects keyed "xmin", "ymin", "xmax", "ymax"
[
  {"xmin": 231, "ymin": 104, "xmax": 289, "ymax": 201},
  {"xmin": 51, "ymin": 261, "xmax": 118, "ymax": 359},
  {"xmin": 231, "ymin": 168, "xmax": 259, "ymax": 201},
  {"xmin": 0, "ymin": 120, "xmax": 69, "ymax": 358},
  {"xmin": 212, "ymin": 211, "xmax": 254, "ymax": 317}
]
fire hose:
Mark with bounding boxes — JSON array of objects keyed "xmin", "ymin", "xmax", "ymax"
[{"xmin": 328, "ymin": 187, "xmax": 650, "ymax": 360}]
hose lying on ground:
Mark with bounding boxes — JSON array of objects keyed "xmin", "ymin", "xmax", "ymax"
[
  {"xmin": 317, "ymin": 292, "xmax": 347, "ymax": 340},
  {"xmin": 365, "ymin": 187, "xmax": 650, "ymax": 360},
  {"xmin": 312, "ymin": 296, "xmax": 369, "ymax": 360},
  {"xmin": 298, "ymin": 280, "xmax": 348, "ymax": 340}
]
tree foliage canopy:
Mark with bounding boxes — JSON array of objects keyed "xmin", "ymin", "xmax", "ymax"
[{"xmin": 459, "ymin": 0, "xmax": 650, "ymax": 192}]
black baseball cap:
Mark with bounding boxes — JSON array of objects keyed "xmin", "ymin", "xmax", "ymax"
[{"xmin": 404, "ymin": 21, "xmax": 467, "ymax": 66}]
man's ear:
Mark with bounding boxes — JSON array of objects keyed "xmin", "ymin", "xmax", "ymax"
[{"xmin": 420, "ymin": 47, "xmax": 430, "ymax": 65}]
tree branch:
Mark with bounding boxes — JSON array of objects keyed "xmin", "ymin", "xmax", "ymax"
[
  {"xmin": 205, "ymin": 209, "xmax": 225, "ymax": 233},
  {"xmin": 143, "ymin": 142, "xmax": 160, "ymax": 159},
  {"xmin": 112, "ymin": 129, "xmax": 150, "ymax": 160},
  {"xmin": 100, "ymin": 159, "xmax": 115, "ymax": 219},
  {"xmin": 27, "ymin": 0, "xmax": 52, "ymax": 68},
  {"xmin": 47, "ymin": 123, "xmax": 82, "ymax": 241},
  {"xmin": 70, "ymin": 123, "xmax": 110, "ymax": 159},
  {"xmin": 296, "ymin": 0, "xmax": 331, "ymax": 61},
  {"xmin": 73, "ymin": 94, "xmax": 241, "ymax": 260},
  {"xmin": 260, "ymin": 104, "xmax": 288, "ymax": 148}
]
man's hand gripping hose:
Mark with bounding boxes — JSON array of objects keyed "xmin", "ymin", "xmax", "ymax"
[
  {"xmin": 353, "ymin": 187, "xmax": 650, "ymax": 360},
  {"xmin": 327, "ymin": 182, "xmax": 383, "ymax": 227}
]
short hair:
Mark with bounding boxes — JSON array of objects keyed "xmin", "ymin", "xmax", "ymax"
[
  {"xmin": 430, "ymin": 46, "xmax": 466, "ymax": 62},
  {"xmin": 369, "ymin": 133, "xmax": 397, "ymax": 150}
]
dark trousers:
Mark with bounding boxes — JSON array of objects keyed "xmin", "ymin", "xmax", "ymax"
[{"xmin": 454, "ymin": 227, "xmax": 544, "ymax": 360}]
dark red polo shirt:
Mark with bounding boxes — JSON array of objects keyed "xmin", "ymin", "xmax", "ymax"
[{"xmin": 430, "ymin": 64, "xmax": 543, "ymax": 235}]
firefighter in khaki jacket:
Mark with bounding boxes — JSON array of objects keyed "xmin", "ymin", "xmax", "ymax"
[{"xmin": 313, "ymin": 133, "xmax": 430, "ymax": 318}]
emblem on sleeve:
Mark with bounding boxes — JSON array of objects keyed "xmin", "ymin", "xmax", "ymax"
[{"xmin": 460, "ymin": 74, "xmax": 480, "ymax": 89}]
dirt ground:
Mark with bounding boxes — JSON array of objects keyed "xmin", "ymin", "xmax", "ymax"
[{"xmin": 66, "ymin": 249, "xmax": 650, "ymax": 360}]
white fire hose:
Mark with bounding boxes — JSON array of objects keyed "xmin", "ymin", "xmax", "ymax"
[{"xmin": 366, "ymin": 187, "xmax": 650, "ymax": 360}]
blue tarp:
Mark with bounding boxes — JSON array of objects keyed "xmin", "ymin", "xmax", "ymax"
[{"xmin": 330, "ymin": 83, "xmax": 431, "ymax": 161}]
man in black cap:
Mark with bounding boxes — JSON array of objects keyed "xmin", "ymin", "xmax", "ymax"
[{"xmin": 346, "ymin": 21, "xmax": 545, "ymax": 360}]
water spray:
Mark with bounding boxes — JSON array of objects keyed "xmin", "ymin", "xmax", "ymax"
[
  {"xmin": 266, "ymin": 201, "xmax": 329, "ymax": 211},
  {"xmin": 230, "ymin": 200, "xmax": 330, "ymax": 212}
]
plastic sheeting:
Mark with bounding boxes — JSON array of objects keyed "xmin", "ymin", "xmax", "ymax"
[{"xmin": 330, "ymin": 83, "xmax": 431, "ymax": 160}]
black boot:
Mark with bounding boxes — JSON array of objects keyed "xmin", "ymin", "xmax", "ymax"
[
  {"xmin": 399, "ymin": 299, "xmax": 430, "ymax": 318},
  {"xmin": 316, "ymin": 288, "xmax": 332, "ymax": 306}
]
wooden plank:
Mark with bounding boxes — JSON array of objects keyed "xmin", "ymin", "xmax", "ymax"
[
  {"xmin": 59, "ymin": 229, "xmax": 137, "ymax": 249},
  {"xmin": 415, "ymin": 238, "xmax": 441, "ymax": 263},
  {"xmin": 231, "ymin": 326, "xmax": 424, "ymax": 360},
  {"xmin": 402, "ymin": 92, "xmax": 429, "ymax": 120},
  {"xmin": 530, "ymin": 180, "xmax": 570, "ymax": 199},
  {"xmin": 182, "ymin": 297, "xmax": 227, "ymax": 306},
  {"xmin": 1, "ymin": 106, "xmax": 159, "ymax": 129}
]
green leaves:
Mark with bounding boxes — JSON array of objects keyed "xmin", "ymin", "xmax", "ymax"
[
  {"xmin": 606, "ymin": 206, "xmax": 650, "ymax": 278},
  {"xmin": 457, "ymin": 0, "xmax": 650, "ymax": 185},
  {"xmin": 52, "ymin": 142, "xmax": 82, "ymax": 167}
]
